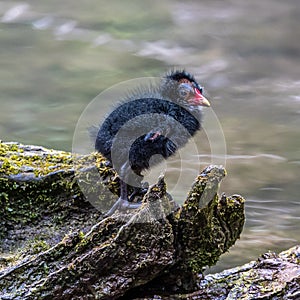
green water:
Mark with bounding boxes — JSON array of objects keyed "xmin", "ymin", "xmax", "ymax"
[{"xmin": 0, "ymin": 0, "xmax": 299, "ymax": 272}]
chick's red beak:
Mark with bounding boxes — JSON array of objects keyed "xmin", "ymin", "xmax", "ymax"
[{"xmin": 190, "ymin": 88, "xmax": 210, "ymax": 107}]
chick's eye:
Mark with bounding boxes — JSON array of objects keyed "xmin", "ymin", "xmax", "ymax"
[
  {"xmin": 178, "ymin": 83, "xmax": 192, "ymax": 99},
  {"xmin": 179, "ymin": 88, "xmax": 189, "ymax": 98}
]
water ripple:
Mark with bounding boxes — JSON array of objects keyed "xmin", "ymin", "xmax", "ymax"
[{"xmin": 194, "ymin": 153, "xmax": 287, "ymax": 161}]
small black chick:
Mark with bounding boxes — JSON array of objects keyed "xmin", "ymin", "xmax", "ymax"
[{"xmin": 95, "ymin": 70, "xmax": 210, "ymax": 215}]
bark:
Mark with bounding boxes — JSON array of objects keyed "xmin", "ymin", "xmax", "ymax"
[
  {"xmin": 0, "ymin": 141, "xmax": 296, "ymax": 299},
  {"xmin": 147, "ymin": 246, "xmax": 300, "ymax": 300}
]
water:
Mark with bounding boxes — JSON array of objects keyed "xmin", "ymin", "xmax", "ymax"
[{"xmin": 0, "ymin": 0, "xmax": 299, "ymax": 273}]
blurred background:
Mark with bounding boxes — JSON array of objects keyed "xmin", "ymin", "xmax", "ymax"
[{"xmin": 0, "ymin": 0, "xmax": 299, "ymax": 272}]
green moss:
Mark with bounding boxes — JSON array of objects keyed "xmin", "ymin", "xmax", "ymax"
[
  {"xmin": 0, "ymin": 141, "xmax": 119, "ymax": 241},
  {"xmin": 0, "ymin": 142, "xmax": 75, "ymax": 177},
  {"xmin": 29, "ymin": 239, "xmax": 51, "ymax": 255},
  {"xmin": 176, "ymin": 166, "xmax": 245, "ymax": 275}
]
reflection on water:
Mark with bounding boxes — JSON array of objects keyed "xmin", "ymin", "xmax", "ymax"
[{"xmin": 0, "ymin": 0, "xmax": 299, "ymax": 272}]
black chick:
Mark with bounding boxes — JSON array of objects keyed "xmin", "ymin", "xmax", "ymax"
[{"xmin": 95, "ymin": 70, "xmax": 210, "ymax": 215}]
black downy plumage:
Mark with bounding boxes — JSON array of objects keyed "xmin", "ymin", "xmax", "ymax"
[{"xmin": 95, "ymin": 70, "xmax": 210, "ymax": 215}]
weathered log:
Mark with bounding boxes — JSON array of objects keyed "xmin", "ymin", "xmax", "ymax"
[
  {"xmin": 142, "ymin": 245, "xmax": 300, "ymax": 300},
  {"xmin": 1, "ymin": 141, "xmax": 294, "ymax": 299}
]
